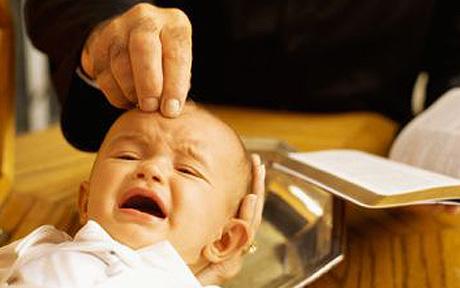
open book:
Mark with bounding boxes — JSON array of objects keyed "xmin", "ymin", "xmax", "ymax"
[{"xmin": 272, "ymin": 150, "xmax": 460, "ymax": 208}]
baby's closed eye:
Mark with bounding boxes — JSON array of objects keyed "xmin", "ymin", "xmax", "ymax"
[
  {"xmin": 175, "ymin": 165, "xmax": 199, "ymax": 177},
  {"xmin": 114, "ymin": 152, "xmax": 140, "ymax": 161},
  {"xmin": 174, "ymin": 163, "xmax": 212, "ymax": 185}
]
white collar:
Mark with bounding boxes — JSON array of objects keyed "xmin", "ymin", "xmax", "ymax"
[{"xmin": 74, "ymin": 221, "xmax": 201, "ymax": 285}]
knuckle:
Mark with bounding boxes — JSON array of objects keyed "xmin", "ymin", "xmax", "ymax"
[
  {"xmin": 100, "ymin": 19, "xmax": 125, "ymax": 44},
  {"xmin": 128, "ymin": 4, "xmax": 161, "ymax": 31},
  {"xmin": 165, "ymin": 9, "xmax": 192, "ymax": 35},
  {"xmin": 138, "ymin": 17, "xmax": 160, "ymax": 32},
  {"xmin": 130, "ymin": 3, "xmax": 155, "ymax": 16},
  {"xmin": 106, "ymin": 17, "xmax": 121, "ymax": 34},
  {"xmin": 167, "ymin": 8, "xmax": 190, "ymax": 25},
  {"xmin": 131, "ymin": 17, "xmax": 160, "ymax": 37}
]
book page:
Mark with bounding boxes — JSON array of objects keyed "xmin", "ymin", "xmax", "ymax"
[
  {"xmin": 390, "ymin": 88, "xmax": 460, "ymax": 179},
  {"xmin": 290, "ymin": 150, "xmax": 460, "ymax": 196}
]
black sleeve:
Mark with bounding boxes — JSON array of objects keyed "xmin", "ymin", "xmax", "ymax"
[
  {"xmin": 24, "ymin": 0, "xmax": 153, "ymax": 152},
  {"xmin": 424, "ymin": 0, "xmax": 460, "ymax": 107}
]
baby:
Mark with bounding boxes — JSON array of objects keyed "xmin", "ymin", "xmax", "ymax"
[{"xmin": 0, "ymin": 104, "xmax": 265, "ymax": 287}]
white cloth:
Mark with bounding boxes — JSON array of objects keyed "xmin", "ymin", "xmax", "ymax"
[
  {"xmin": 0, "ymin": 221, "xmax": 218, "ymax": 288},
  {"xmin": 76, "ymin": 67, "xmax": 99, "ymax": 89},
  {"xmin": 390, "ymin": 88, "xmax": 460, "ymax": 179}
]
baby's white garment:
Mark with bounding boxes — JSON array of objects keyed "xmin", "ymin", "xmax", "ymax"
[{"xmin": 0, "ymin": 220, "xmax": 215, "ymax": 288}]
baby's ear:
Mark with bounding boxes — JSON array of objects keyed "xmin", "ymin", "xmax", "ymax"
[
  {"xmin": 78, "ymin": 181, "xmax": 90, "ymax": 224},
  {"xmin": 203, "ymin": 219, "xmax": 250, "ymax": 263}
]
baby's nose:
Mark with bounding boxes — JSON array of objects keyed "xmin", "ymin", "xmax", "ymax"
[
  {"xmin": 136, "ymin": 171, "xmax": 162, "ymax": 183},
  {"xmin": 135, "ymin": 160, "xmax": 168, "ymax": 184}
]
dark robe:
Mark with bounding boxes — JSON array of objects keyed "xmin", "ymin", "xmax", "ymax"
[{"xmin": 24, "ymin": 0, "xmax": 460, "ymax": 151}]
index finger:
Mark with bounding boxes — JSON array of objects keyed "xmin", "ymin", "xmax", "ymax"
[
  {"xmin": 129, "ymin": 20, "xmax": 163, "ymax": 112},
  {"xmin": 160, "ymin": 9, "xmax": 192, "ymax": 118}
]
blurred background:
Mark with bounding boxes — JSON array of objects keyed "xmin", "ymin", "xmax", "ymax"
[{"xmin": 12, "ymin": 0, "xmax": 59, "ymax": 134}]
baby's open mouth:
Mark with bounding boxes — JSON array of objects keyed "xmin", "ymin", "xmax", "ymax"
[{"xmin": 120, "ymin": 191, "xmax": 167, "ymax": 219}]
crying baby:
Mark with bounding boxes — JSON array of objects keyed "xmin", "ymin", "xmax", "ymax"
[{"xmin": 0, "ymin": 103, "xmax": 259, "ymax": 288}]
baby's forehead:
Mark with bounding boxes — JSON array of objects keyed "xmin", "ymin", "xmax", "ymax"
[
  {"xmin": 104, "ymin": 107, "xmax": 243, "ymax": 157},
  {"xmin": 123, "ymin": 104, "xmax": 213, "ymax": 125},
  {"xmin": 112, "ymin": 107, "xmax": 225, "ymax": 139}
]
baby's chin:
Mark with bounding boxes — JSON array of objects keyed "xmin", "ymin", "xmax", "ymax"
[
  {"xmin": 97, "ymin": 218, "xmax": 211, "ymax": 271},
  {"xmin": 112, "ymin": 227, "xmax": 209, "ymax": 271},
  {"xmin": 103, "ymin": 223, "xmax": 168, "ymax": 250}
]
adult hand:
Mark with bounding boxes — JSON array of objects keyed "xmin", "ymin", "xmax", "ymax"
[
  {"xmin": 197, "ymin": 154, "xmax": 266, "ymax": 285},
  {"xmin": 81, "ymin": 3, "xmax": 192, "ymax": 117}
]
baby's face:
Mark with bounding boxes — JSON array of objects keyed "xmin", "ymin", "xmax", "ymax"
[{"xmin": 80, "ymin": 106, "xmax": 247, "ymax": 265}]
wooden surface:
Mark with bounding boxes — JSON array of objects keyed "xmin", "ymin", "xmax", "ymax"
[
  {"xmin": 210, "ymin": 106, "xmax": 397, "ymax": 155},
  {"xmin": 2, "ymin": 107, "xmax": 460, "ymax": 287},
  {"xmin": 0, "ymin": 0, "xmax": 15, "ymax": 206}
]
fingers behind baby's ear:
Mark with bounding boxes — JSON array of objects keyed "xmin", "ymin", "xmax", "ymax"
[
  {"xmin": 249, "ymin": 153, "xmax": 266, "ymax": 231},
  {"xmin": 237, "ymin": 154, "xmax": 266, "ymax": 241},
  {"xmin": 250, "ymin": 153, "xmax": 265, "ymax": 199},
  {"xmin": 251, "ymin": 153, "xmax": 262, "ymax": 167},
  {"xmin": 239, "ymin": 194, "xmax": 257, "ymax": 225},
  {"xmin": 250, "ymin": 153, "xmax": 264, "ymax": 184}
]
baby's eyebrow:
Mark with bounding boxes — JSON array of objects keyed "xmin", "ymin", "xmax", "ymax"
[
  {"xmin": 107, "ymin": 133, "xmax": 149, "ymax": 148},
  {"xmin": 176, "ymin": 143, "xmax": 210, "ymax": 169}
]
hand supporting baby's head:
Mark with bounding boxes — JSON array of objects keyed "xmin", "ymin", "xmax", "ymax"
[{"xmin": 78, "ymin": 103, "xmax": 253, "ymax": 273}]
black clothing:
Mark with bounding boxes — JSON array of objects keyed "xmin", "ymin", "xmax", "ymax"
[{"xmin": 24, "ymin": 0, "xmax": 460, "ymax": 152}]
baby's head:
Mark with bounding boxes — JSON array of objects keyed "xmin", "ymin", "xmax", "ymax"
[{"xmin": 78, "ymin": 103, "xmax": 252, "ymax": 272}]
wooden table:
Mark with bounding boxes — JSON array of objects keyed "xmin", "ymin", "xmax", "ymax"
[{"xmin": 2, "ymin": 106, "xmax": 460, "ymax": 287}]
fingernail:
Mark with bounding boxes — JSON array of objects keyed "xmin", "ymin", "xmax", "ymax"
[
  {"xmin": 140, "ymin": 97, "xmax": 159, "ymax": 112},
  {"xmin": 164, "ymin": 99, "xmax": 181, "ymax": 117}
]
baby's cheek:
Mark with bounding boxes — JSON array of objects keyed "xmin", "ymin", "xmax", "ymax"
[
  {"xmin": 168, "ymin": 207, "xmax": 222, "ymax": 263},
  {"xmin": 169, "ymin": 181, "xmax": 228, "ymax": 261},
  {"xmin": 87, "ymin": 200, "xmax": 113, "ymax": 230}
]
